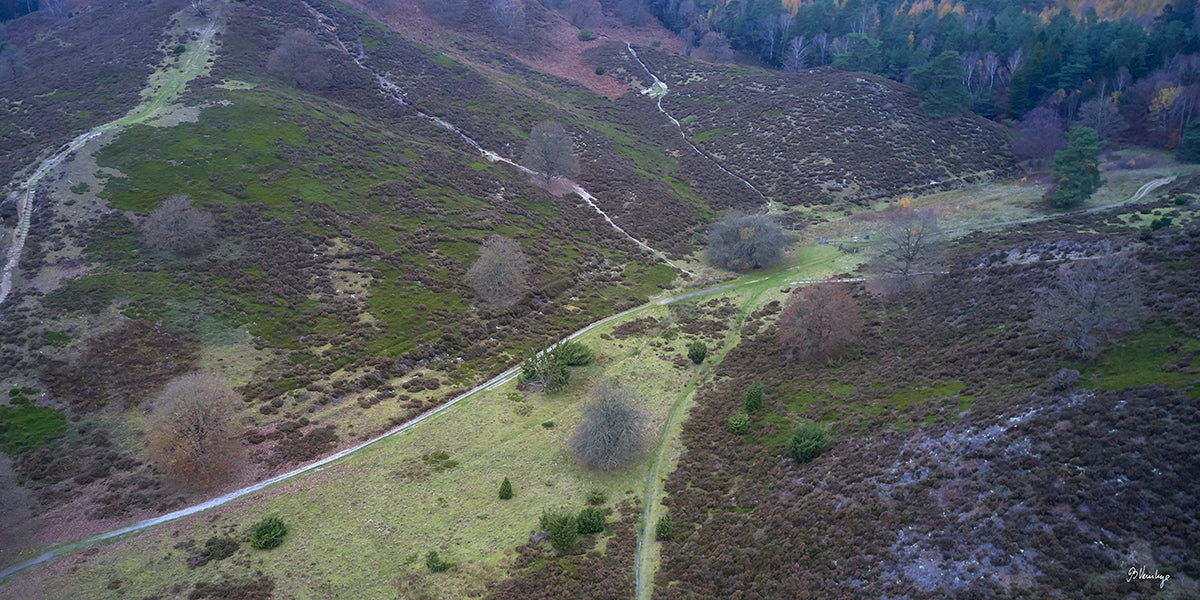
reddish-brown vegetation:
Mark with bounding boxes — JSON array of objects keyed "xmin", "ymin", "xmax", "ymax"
[{"xmin": 778, "ymin": 280, "xmax": 862, "ymax": 361}]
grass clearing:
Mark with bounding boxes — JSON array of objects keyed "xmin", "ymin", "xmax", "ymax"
[{"xmin": 1079, "ymin": 324, "xmax": 1200, "ymax": 392}]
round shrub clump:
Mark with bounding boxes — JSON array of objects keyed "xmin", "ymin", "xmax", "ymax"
[
  {"xmin": 425, "ymin": 550, "xmax": 452, "ymax": 573},
  {"xmin": 688, "ymin": 341, "xmax": 707, "ymax": 365},
  {"xmin": 728, "ymin": 411, "xmax": 750, "ymax": 435},
  {"xmin": 586, "ymin": 489, "xmax": 608, "ymax": 506},
  {"xmin": 249, "ymin": 515, "xmax": 288, "ymax": 550},
  {"xmin": 576, "ymin": 506, "xmax": 606, "ymax": 534},
  {"xmin": 707, "ymin": 213, "xmax": 787, "ymax": 271},
  {"xmin": 787, "ymin": 421, "xmax": 830, "ymax": 463}
]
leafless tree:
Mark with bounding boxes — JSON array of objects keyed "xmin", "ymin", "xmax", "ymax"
[
  {"xmin": 190, "ymin": 0, "xmax": 207, "ymax": 17},
  {"xmin": 783, "ymin": 36, "xmax": 809, "ymax": 73},
  {"xmin": 869, "ymin": 208, "xmax": 943, "ymax": 279},
  {"xmin": 813, "ymin": 32, "xmax": 829, "ymax": 65},
  {"xmin": 566, "ymin": 0, "xmax": 601, "ymax": 28},
  {"xmin": 569, "ymin": 380, "xmax": 647, "ymax": 471},
  {"xmin": 1031, "ymin": 244, "xmax": 1144, "ymax": 360},
  {"xmin": 982, "ymin": 50, "xmax": 1000, "ymax": 89},
  {"xmin": 523, "ymin": 121, "xmax": 578, "ymax": 186},
  {"xmin": 40, "ymin": 0, "xmax": 68, "ymax": 21},
  {"xmin": 141, "ymin": 195, "xmax": 216, "ymax": 257},
  {"xmin": 707, "ymin": 213, "xmax": 788, "ymax": 272},
  {"xmin": 491, "ymin": 0, "xmax": 526, "ymax": 38},
  {"xmin": 267, "ymin": 30, "xmax": 331, "ymax": 92},
  {"xmin": 1005, "ymin": 47, "xmax": 1023, "ymax": 81},
  {"xmin": 465, "ymin": 235, "xmax": 531, "ymax": 308},
  {"xmin": 693, "ymin": 31, "xmax": 733, "ymax": 62},
  {"xmin": 779, "ymin": 280, "xmax": 862, "ymax": 361},
  {"xmin": 0, "ymin": 43, "xmax": 25, "ymax": 89},
  {"xmin": 830, "ymin": 35, "xmax": 849, "ymax": 57},
  {"xmin": 145, "ymin": 372, "xmax": 239, "ymax": 489}
]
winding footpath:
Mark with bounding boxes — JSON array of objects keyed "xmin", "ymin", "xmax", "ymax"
[
  {"xmin": 626, "ymin": 43, "xmax": 769, "ymax": 206},
  {"xmin": 0, "ymin": 17, "xmax": 220, "ymax": 309}
]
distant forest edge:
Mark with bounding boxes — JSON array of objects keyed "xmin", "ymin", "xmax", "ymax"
[{"xmin": 629, "ymin": 0, "xmax": 1196, "ymax": 145}]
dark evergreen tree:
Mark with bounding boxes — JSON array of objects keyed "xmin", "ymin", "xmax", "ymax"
[
  {"xmin": 1176, "ymin": 119, "xmax": 1200, "ymax": 164},
  {"xmin": 498, "ymin": 477, "xmax": 513, "ymax": 500},
  {"xmin": 911, "ymin": 50, "xmax": 969, "ymax": 118},
  {"xmin": 1047, "ymin": 127, "xmax": 1103, "ymax": 209}
]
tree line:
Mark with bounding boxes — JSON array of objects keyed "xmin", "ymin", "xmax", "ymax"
[{"xmin": 645, "ymin": 0, "xmax": 1200, "ymax": 145}]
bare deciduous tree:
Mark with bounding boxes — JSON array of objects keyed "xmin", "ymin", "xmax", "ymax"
[
  {"xmin": 523, "ymin": 121, "xmax": 578, "ymax": 186},
  {"xmin": 190, "ymin": 0, "xmax": 207, "ymax": 17},
  {"xmin": 146, "ymin": 372, "xmax": 239, "ymax": 489},
  {"xmin": 566, "ymin": 0, "xmax": 601, "ymax": 27},
  {"xmin": 783, "ymin": 36, "xmax": 809, "ymax": 73},
  {"xmin": 141, "ymin": 195, "xmax": 216, "ymax": 257},
  {"xmin": 266, "ymin": 30, "xmax": 331, "ymax": 92},
  {"xmin": 869, "ymin": 208, "xmax": 943, "ymax": 279},
  {"xmin": 491, "ymin": 0, "xmax": 526, "ymax": 38},
  {"xmin": 569, "ymin": 380, "xmax": 647, "ymax": 471},
  {"xmin": 465, "ymin": 235, "xmax": 531, "ymax": 308},
  {"xmin": 1031, "ymin": 244, "xmax": 1144, "ymax": 360},
  {"xmin": 707, "ymin": 213, "xmax": 788, "ymax": 272},
  {"xmin": 0, "ymin": 42, "xmax": 25, "ymax": 90},
  {"xmin": 779, "ymin": 280, "xmax": 862, "ymax": 361},
  {"xmin": 40, "ymin": 0, "xmax": 68, "ymax": 21}
]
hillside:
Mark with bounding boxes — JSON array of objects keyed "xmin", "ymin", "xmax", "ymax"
[
  {"xmin": 595, "ymin": 45, "xmax": 1016, "ymax": 208},
  {"xmin": 1, "ymin": 0, "xmax": 1196, "ymax": 598}
]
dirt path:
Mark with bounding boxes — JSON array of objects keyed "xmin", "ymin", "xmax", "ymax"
[
  {"xmin": 625, "ymin": 43, "xmax": 769, "ymax": 208},
  {"xmin": 0, "ymin": 14, "xmax": 220, "ymax": 309}
]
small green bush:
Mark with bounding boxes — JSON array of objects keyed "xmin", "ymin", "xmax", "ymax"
[
  {"xmin": 654, "ymin": 513, "xmax": 672, "ymax": 541},
  {"xmin": 576, "ymin": 507, "xmax": 606, "ymax": 534},
  {"xmin": 542, "ymin": 421, "xmax": 554, "ymax": 428},
  {"xmin": 788, "ymin": 421, "xmax": 830, "ymax": 463},
  {"xmin": 499, "ymin": 477, "xmax": 513, "ymax": 500},
  {"xmin": 425, "ymin": 550, "xmax": 452, "ymax": 573},
  {"xmin": 595, "ymin": 65, "xmax": 606, "ymax": 75},
  {"xmin": 743, "ymin": 382, "xmax": 763, "ymax": 411},
  {"xmin": 578, "ymin": 29, "xmax": 595, "ymax": 41},
  {"xmin": 540, "ymin": 510, "xmax": 578, "ymax": 552},
  {"xmin": 687, "ymin": 341, "xmax": 707, "ymax": 365},
  {"xmin": 1151, "ymin": 216, "xmax": 1173, "ymax": 231},
  {"xmin": 585, "ymin": 489, "xmax": 608, "ymax": 506},
  {"xmin": 249, "ymin": 515, "xmax": 287, "ymax": 549},
  {"xmin": 173, "ymin": 44, "xmax": 186, "ymax": 54},
  {"xmin": 727, "ymin": 411, "xmax": 750, "ymax": 435}
]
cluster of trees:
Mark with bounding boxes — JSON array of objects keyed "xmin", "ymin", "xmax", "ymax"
[
  {"xmin": 646, "ymin": 0, "xmax": 1200, "ymax": 140},
  {"xmin": 706, "ymin": 212, "xmax": 788, "ymax": 271}
]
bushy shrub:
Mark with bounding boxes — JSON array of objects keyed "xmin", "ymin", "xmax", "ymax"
[
  {"xmin": 540, "ymin": 509, "xmax": 578, "ymax": 552},
  {"xmin": 743, "ymin": 382, "xmax": 763, "ymax": 411},
  {"xmin": 498, "ymin": 476, "xmax": 513, "ymax": 500},
  {"xmin": 425, "ymin": 550, "xmax": 452, "ymax": 573},
  {"xmin": 555, "ymin": 340, "xmax": 593, "ymax": 366},
  {"xmin": 687, "ymin": 341, "xmax": 707, "ymax": 364},
  {"xmin": 141, "ymin": 195, "xmax": 216, "ymax": 257},
  {"xmin": 728, "ymin": 411, "xmax": 750, "ymax": 435},
  {"xmin": 595, "ymin": 65, "xmax": 605, "ymax": 75},
  {"xmin": 707, "ymin": 213, "xmax": 787, "ymax": 271},
  {"xmin": 569, "ymin": 381, "xmax": 647, "ymax": 471},
  {"xmin": 249, "ymin": 515, "xmax": 287, "ymax": 549},
  {"xmin": 1049, "ymin": 369, "xmax": 1080, "ymax": 391},
  {"xmin": 586, "ymin": 489, "xmax": 608, "ymax": 505},
  {"xmin": 578, "ymin": 29, "xmax": 595, "ymax": 41},
  {"xmin": 788, "ymin": 421, "xmax": 830, "ymax": 463},
  {"xmin": 655, "ymin": 513, "xmax": 672, "ymax": 541},
  {"xmin": 576, "ymin": 507, "xmax": 606, "ymax": 534}
]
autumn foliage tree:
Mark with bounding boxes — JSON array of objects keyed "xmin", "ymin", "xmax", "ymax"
[
  {"xmin": 465, "ymin": 236, "xmax": 531, "ymax": 309},
  {"xmin": 779, "ymin": 281, "xmax": 862, "ymax": 361},
  {"xmin": 145, "ymin": 372, "xmax": 239, "ymax": 489},
  {"xmin": 523, "ymin": 121, "xmax": 578, "ymax": 186},
  {"xmin": 141, "ymin": 195, "xmax": 216, "ymax": 257}
]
